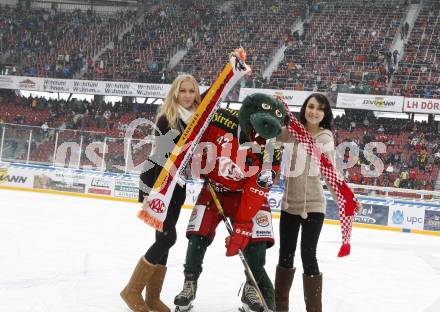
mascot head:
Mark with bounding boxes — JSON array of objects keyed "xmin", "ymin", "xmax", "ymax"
[{"xmin": 239, "ymin": 93, "xmax": 289, "ymax": 145}]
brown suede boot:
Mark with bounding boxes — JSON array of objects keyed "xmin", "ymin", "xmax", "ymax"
[
  {"xmin": 145, "ymin": 264, "xmax": 170, "ymax": 312},
  {"xmin": 120, "ymin": 256, "xmax": 156, "ymax": 312},
  {"xmin": 303, "ymin": 273, "xmax": 322, "ymax": 312},
  {"xmin": 274, "ymin": 265, "xmax": 295, "ymax": 312}
]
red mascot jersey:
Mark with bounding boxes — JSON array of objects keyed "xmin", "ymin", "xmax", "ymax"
[{"xmin": 191, "ymin": 108, "xmax": 282, "ymax": 223}]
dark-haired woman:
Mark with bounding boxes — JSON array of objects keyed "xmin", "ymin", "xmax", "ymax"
[{"xmin": 275, "ymin": 93, "xmax": 335, "ymax": 312}]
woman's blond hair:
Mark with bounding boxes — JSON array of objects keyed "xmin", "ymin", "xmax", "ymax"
[{"xmin": 156, "ymin": 74, "xmax": 201, "ymax": 129}]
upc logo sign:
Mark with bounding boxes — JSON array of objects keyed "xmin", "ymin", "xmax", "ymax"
[
  {"xmin": 407, "ymin": 216, "xmax": 423, "ymax": 224},
  {"xmin": 392, "ymin": 209, "xmax": 423, "ymax": 225}
]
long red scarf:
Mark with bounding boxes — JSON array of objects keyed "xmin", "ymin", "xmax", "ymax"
[{"xmin": 281, "ymin": 99, "xmax": 357, "ymax": 257}]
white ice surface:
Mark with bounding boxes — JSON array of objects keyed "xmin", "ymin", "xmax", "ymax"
[{"xmin": 0, "ymin": 189, "xmax": 439, "ymax": 312}]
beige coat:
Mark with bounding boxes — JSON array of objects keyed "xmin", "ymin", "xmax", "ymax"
[{"xmin": 278, "ymin": 129, "xmax": 336, "ymax": 216}]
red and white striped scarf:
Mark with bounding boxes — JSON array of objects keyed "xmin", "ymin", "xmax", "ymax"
[{"xmin": 281, "ymin": 99, "xmax": 357, "ymax": 257}]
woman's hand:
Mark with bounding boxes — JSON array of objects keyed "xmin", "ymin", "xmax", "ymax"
[
  {"xmin": 141, "ymin": 198, "xmax": 150, "ymax": 211},
  {"xmin": 355, "ymin": 201, "xmax": 362, "ymax": 214},
  {"xmin": 276, "ymin": 126, "xmax": 291, "ymax": 142}
]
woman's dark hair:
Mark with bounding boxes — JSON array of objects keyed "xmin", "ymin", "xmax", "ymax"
[{"xmin": 298, "ymin": 93, "xmax": 333, "ymax": 130}]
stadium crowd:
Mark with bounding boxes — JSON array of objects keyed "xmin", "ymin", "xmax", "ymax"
[
  {"xmin": 0, "ymin": 3, "xmax": 135, "ymax": 78},
  {"xmin": 1, "ymin": 93, "xmax": 439, "ymax": 190},
  {"xmin": 392, "ymin": 0, "xmax": 440, "ymax": 98}
]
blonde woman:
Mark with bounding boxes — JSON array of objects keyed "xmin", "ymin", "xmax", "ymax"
[{"xmin": 121, "ymin": 75, "xmax": 201, "ymax": 312}]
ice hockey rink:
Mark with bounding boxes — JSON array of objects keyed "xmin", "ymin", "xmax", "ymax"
[{"xmin": 0, "ymin": 189, "xmax": 439, "ymax": 312}]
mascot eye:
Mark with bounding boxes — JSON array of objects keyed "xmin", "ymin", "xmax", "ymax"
[
  {"xmin": 275, "ymin": 109, "xmax": 283, "ymax": 118},
  {"xmin": 262, "ymin": 103, "xmax": 271, "ymax": 110}
]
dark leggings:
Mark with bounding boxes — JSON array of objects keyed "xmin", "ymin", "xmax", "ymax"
[
  {"xmin": 278, "ymin": 211, "xmax": 325, "ymax": 276},
  {"xmin": 144, "ymin": 188, "xmax": 185, "ymax": 265}
]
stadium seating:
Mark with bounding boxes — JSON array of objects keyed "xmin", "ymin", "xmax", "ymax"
[
  {"xmin": 1, "ymin": 95, "xmax": 439, "ymax": 191},
  {"xmin": 1, "ymin": 5, "xmax": 134, "ymax": 78},
  {"xmin": 268, "ymin": 0, "xmax": 406, "ymax": 93},
  {"xmin": 392, "ymin": 0, "xmax": 440, "ymax": 98}
]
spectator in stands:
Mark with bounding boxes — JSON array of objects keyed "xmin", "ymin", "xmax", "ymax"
[
  {"xmin": 409, "ymin": 167, "xmax": 417, "ymax": 181},
  {"xmin": 426, "ymin": 162, "xmax": 433, "ymax": 173},
  {"xmin": 349, "ymin": 120, "xmax": 356, "ymax": 132},
  {"xmin": 386, "ymin": 163, "xmax": 394, "ymax": 175},
  {"xmin": 393, "ymin": 50, "xmax": 399, "ymax": 65},
  {"xmin": 385, "ymin": 51, "xmax": 392, "ymax": 65},
  {"xmin": 41, "ymin": 121, "xmax": 49, "ymax": 137},
  {"xmin": 393, "ymin": 177, "xmax": 400, "ymax": 188},
  {"xmin": 120, "ymin": 74, "xmax": 201, "ymax": 312},
  {"xmin": 428, "ymin": 153, "xmax": 436, "ymax": 166},
  {"xmin": 387, "ymin": 64, "xmax": 394, "ymax": 82},
  {"xmin": 363, "ymin": 117, "xmax": 370, "ymax": 127},
  {"xmin": 387, "ymin": 137, "xmax": 395, "ymax": 146},
  {"xmin": 418, "ymin": 150, "xmax": 428, "ymax": 171},
  {"xmin": 435, "ymin": 151, "xmax": 440, "ymax": 165},
  {"xmin": 400, "ymin": 167, "xmax": 409, "ymax": 188},
  {"xmin": 424, "ymin": 86, "xmax": 433, "ymax": 98},
  {"xmin": 103, "ymin": 109, "xmax": 112, "ymax": 129}
]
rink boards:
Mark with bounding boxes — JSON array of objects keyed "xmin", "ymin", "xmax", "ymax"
[{"xmin": 1, "ymin": 162, "xmax": 439, "ymax": 235}]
